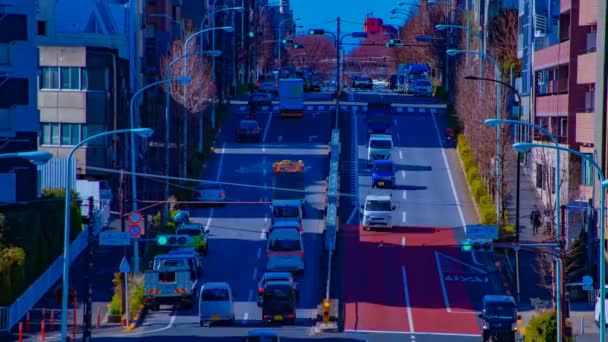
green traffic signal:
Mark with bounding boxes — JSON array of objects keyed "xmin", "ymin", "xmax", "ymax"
[
  {"xmin": 249, "ymin": 31, "xmax": 254, "ymax": 38},
  {"xmin": 157, "ymin": 235, "xmax": 168, "ymax": 245}
]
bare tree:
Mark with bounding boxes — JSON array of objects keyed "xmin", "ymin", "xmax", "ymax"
[
  {"xmin": 160, "ymin": 21, "xmax": 216, "ymax": 115},
  {"xmin": 286, "ymin": 35, "xmax": 337, "ymax": 79},
  {"xmin": 489, "ymin": 9, "xmax": 520, "ymax": 73},
  {"xmin": 259, "ymin": 11, "xmax": 275, "ymax": 73}
]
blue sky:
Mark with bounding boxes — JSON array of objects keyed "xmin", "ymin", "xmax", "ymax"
[{"xmin": 290, "ymin": 0, "xmax": 419, "ymax": 40}]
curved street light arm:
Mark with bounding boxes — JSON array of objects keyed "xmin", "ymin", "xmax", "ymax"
[{"xmin": 437, "ymin": 24, "xmax": 482, "ymax": 42}]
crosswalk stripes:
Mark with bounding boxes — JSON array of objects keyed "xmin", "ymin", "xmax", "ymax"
[{"xmin": 236, "ymin": 104, "xmax": 444, "ymax": 114}]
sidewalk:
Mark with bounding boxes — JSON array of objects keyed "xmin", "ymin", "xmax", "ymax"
[
  {"xmin": 502, "ymin": 161, "xmax": 599, "ymax": 339},
  {"xmin": 7, "ymin": 217, "xmax": 127, "ymax": 341}
]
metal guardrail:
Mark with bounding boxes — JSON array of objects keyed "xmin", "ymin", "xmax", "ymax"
[
  {"xmin": 325, "ymin": 129, "xmax": 340, "ymax": 299},
  {"xmin": 0, "ymin": 204, "xmax": 107, "ymax": 332}
]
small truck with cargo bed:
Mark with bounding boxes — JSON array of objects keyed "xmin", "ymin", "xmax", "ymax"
[{"xmin": 143, "ymin": 249, "xmax": 202, "ymax": 310}]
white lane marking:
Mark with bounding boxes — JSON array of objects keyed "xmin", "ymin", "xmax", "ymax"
[
  {"xmin": 401, "ymin": 236, "xmax": 406, "ymax": 247},
  {"xmin": 401, "ymin": 170, "xmax": 406, "ymax": 179},
  {"xmin": 471, "ymin": 250, "xmax": 483, "ymax": 265},
  {"xmin": 402, "ymin": 211, "xmax": 407, "ymax": 223},
  {"xmin": 257, "ymin": 247, "xmax": 261, "ymax": 258},
  {"xmin": 121, "ymin": 315, "xmax": 177, "ymax": 337},
  {"xmin": 347, "ymin": 206, "xmax": 358, "ymax": 225},
  {"xmin": 248, "ymin": 289, "xmax": 254, "ymax": 301},
  {"xmin": 399, "ymin": 150, "xmax": 403, "ymax": 159},
  {"xmin": 264, "ymin": 214, "xmax": 268, "ymax": 222},
  {"xmin": 343, "ymin": 329, "xmax": 479, "ymax": 337},
  {"xmin": 402, "ymin": 190, "xmax": 407, "ymax": 200},
  {"xmin": 263, "ymin": 182, "xmax": 268, "ymax": 190},
  {"xmin": 262, "ymin": 113, "xmax": 273, "ymax": 152},
  {"xmin": 430, "ymin": 113, "xmax": 466, "ymax": 227},
  {"xmin": 260, "ymin": 228, "xmax": 266, "ymax": 239},
  {"xmin": 244, "ymin": 312, "xmax": 249, "ymax": 320},
  {"xmin": 401, "ymin": 265, "xmax": 415, "ymax": 333},
  {"xmin": 252, "ymin": 267, "xmax": 257, "ymax": 280},
  {"xmin": 434, "ymin": 251, "xmax": 452, "ymax": 313}
]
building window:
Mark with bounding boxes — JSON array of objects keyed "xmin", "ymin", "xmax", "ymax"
[
  {"xmin": 82, "ymin": 68, "xmax": 106, "ymax": 91},
  {"xmin": 41, "ymin": 67, "xmax": 59, "ymax": 89},
  {"xmin": 60, "ymin": 123, "xmax": 81, "ymax": 145},
  {"xmin": 82, "ymin": 124, "xmax": 106, "ymax": 145},
  {"xmin": 60, "ymin": 67, "xmax": 80, "ymax": 90},
  {"xmin": 581, "ymin": 154, "xmax": 593, "ymax": 186},
  {"xmin": 536, "ymin": 163, "xmax": 544, "ymax": 189},
  {"xmin": 37, "ymin": 21, "xmax": 47, "ymax": 36},
  {"xmin": 41, "ymin": 123, "xmax": 61, "ymax": 145}
]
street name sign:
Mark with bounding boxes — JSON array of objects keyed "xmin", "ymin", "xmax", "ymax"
[{"xmin": 465, "ymin": 225, "xmax": 499, "ymax": 240}]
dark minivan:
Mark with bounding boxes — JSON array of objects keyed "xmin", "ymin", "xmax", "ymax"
[{"xmin": 261, "ymin": 280, "xmax": 298, "ymax": 324}]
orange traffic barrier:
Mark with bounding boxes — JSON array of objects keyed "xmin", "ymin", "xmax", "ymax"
[
  {"xmin": 41, "ymin": 308, "xmax": 45, "ymax": 321},
  {"xmin": 18, "ymin": 322, "xmax": 23, "ymax": 342},
  {"xmin": 97, "ymin": 307, "xmax": 101, "ymax": 329},
  {"xmin": 40, "ymin": 319, "xmax": 45, "ymax": 341},
  {"xmin": 72, "ymin": 299, "xmax": 77, "ymax": 340},
  {"xmin": 49, "ymin": 310, "xmax": 54, "ymax": 331},
  {"xmin": 25, "ymin": 312, "xmax": 30, "ymax": 332}
]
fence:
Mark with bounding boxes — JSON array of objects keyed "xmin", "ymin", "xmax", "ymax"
[
  {"xmin": 0, "ymin": 200, "xmax": 107, "ymax": 333},
  {"xmin": 37, "ymin": 158, "xmax": 76, "ymax": 191}
]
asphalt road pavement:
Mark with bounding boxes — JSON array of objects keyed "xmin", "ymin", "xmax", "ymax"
[
  {"xmin": 131, "ymin": 101, "xmax": 332, "ymax": 338},
  {"xmin": 341, "ymin": 103, "xmax": 504, "ymax": 341}
]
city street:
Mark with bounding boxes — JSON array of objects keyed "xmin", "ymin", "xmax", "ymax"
[{"xmin": 340, "ymin": 102, "xmax": 506, "ymax": 341}]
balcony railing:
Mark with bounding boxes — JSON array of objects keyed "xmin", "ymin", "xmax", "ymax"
[
  {"xmin": 537, "ymin": 80, "xmax": 568, "ymax": 95},
  {"xmin": 533, "ymin": 133, "xmax": 568, "ymax": 144}
]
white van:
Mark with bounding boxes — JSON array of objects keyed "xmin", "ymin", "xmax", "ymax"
[
  {"xmin": 361, "ymin": 194, "xmax": 397, "ymax": 231},
  {"xmin": 367, "ymin": 134, "xmax": 394, "ymax": 167}
]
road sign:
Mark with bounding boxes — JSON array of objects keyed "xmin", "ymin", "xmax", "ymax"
[
  {"xmin": 128, "ymin": 211, "xmax": 142, "ymax": 224},
  {"xmin": 99, "ymin": 231, "xmax": 131, "ymax": 246},
  {"xmin": 582, "ymin": 275, "xmax": 593, "ymax": 291},
  {"xmin": 119, "ymin": 257, "xmax": 131, "ymax": 273},
  {"xmin": 465, "ymin": 225, "xmax": 499, "ymax": 240},
  {"xmin": 129, "ymin": 223, "xmax": 142, "ymax": 238}
]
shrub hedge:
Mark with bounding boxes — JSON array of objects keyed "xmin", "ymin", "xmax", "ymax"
[
  {"xmin": 457, "ymin": 134, "xmax": 497, "ymax": 225},
  {"xmin": 0, "ymin": 190, "xmax": 83, "ymax": 305},
  {"xmin": 524, "ymin": 310, "xmax": 573, "ymax": 341}
]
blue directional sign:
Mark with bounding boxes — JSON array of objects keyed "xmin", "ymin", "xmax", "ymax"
[{"xmin": 465, "ymin": 225, "xmax": 499, "ymax": 240}]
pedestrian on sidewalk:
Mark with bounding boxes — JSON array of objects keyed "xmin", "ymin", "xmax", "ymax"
[{"xmin": 530, "ymin": 206, "xmax": 541, "ymax": 235}]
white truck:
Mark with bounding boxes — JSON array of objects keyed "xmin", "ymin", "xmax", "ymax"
[{"xmin": 278, "ymin": 78, "xmax": 304, "ymax": 118}]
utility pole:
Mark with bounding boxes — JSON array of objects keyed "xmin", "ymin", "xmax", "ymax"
[
  {"xmin": 559, "ymin": 205, "xmax": 567, "ymax": 340},
  {"xmin": 119, "ymin": 169, "xmax": 127, "ymax": 315},
  {"xmin": 82, "ymin": 196, "xmax": 94, "ymax": 341},
  {"xmin": 335, "ymin": 17, "xmax": 340, "ymax": 130}
]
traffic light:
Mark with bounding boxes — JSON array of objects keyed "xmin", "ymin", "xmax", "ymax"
[
  {"xmin": 282, "ymin": 39, "xmax": 294, "ymax": 45},
  {"xmin": 471, "ymin": 239, "xmax": 493, "ymax": 252},
  {"xmin": 461, "ymin": 239, "xmax": 472, "ymax": 252},
  {"xmin": 389, "ymin": 39, "xmax": 402, "ymax": 45},
  {"xmin": 156, "ymin": 234, "xmax": 193, "ymax": 247},
  {"xmin": 292, "ymin": 43, "xmax": 304, "ymax": 49},
  {"xmin": 248, "ymin": 31, "xmax": 263, "ymax": 38},
  {"xmin": 322, "ymin": 299, "xmax": 331, "ymax": 325},
  {"xmin": 249, "ymin": 31, "xmax": 254, "ymax": 38},
  {"xmin": 309, "ymin": 29, "xmax": 325, "ymax": 35}
]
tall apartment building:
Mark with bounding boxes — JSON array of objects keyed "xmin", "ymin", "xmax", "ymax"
[
  {"xmin": 517, "ymin": 0, "xmax": 595, "ymax": 210},
  {"xmin": 0, "ymin": 0, "xmax": 40, "ymax": 202}
]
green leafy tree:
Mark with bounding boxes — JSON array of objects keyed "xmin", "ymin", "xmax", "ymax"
[
  {"xmin": 41, "ymin": 188, "xmax": 83, "ymax": 238},
  {"xmin": 0, "ymin": 213, "xmax": 26, "ymax": 304}
]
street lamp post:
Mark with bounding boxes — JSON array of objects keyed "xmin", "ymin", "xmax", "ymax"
[
  {"xmin": 0, "ymin": 151, "xmax": 52, "ymax": 164},
  {"xmin": 513, "ymin": 142, "xmax": 598, "ymax": 342},
  {"xmin": 428, "ymin": 1, "xmax": 471, "ymax": 68},
  {"xmin": 183, "ymin": 26, "xmax": 233, "ymax": 171},
  {"xmin": 163, "ymin": 51, "xmax": 221, "ymax": 225},
  {"xmin": 474, "ymin": 76, "xmax": 526, "ymax": 241},
  {"xmin": 486, "ymin": 118, "xmax": 558, "ymax": 303},
  {"xmin": 200, "ymin": 7, "xmax": 243, "ymax": 135},
  {"xmin": 447, "ymin": 49, "xmax": 503, "ymax": 220},
  {"xmin": 61, "ymin": 128, "xmax": 153, "ymax": 342},
  {"xmin": 129, "ymin": 78, "xmax": 190, "ymax": 276},
  {"xmin": 437, "ymin": 24, "xmax": 483, "ymax": 97}
]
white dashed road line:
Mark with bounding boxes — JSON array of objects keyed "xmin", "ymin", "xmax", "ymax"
[
  {"xmin": 402, "ymin": 190, "xmax": 407, "ymax": 200},
  {"xmin": 399, "ymin": 150, "xmax": 403, "ymax": 159},
  {"xmin": 402, "ymin": 211, "xmax": 407, "ymax": 223}
]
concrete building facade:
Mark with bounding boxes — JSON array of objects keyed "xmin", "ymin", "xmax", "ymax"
[
  {"xmin": 516, "ymin": 0, "xmax": 598, "ymax": 212},
  {"xmin": 0, "ymin": 0, "xmax": 41, "ymax": 202}
]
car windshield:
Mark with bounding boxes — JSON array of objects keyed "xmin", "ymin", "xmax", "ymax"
[
  {"xmin": 264, "ymin": 285, "xmax": 293, "ymax": 300},
  {"xmin": 374, "ymin": 163, "xmax": 394, "ymax": 173},
  {"xmin": 370, "ymin": 140, "xmax": 392, "ymax": 149},
  {"xmin": 365, "ymin": 200, "xmax": 392, "ymax": 211},
  {"xmin": 201, "ymin": 288, "xmax": 230, "ymax": 301},
  {"xmin": 268, "ymin": 237, "xmax": 301, "ymax": 252},
  {"xmin": 273, "ymin": 207, "xmax": 299, "ymax": 218},
  {"xmin": 240, "ymin": 121, "xmax": 259, "ymax": 129},
  {"xmin": 485, "ymin": 303, "xmax": 516, "ymax": 319}
]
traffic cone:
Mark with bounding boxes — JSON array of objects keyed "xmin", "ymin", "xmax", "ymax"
[
  {"xmin": 25, "ymin": 312, "xmax": 30, "ymax": 332},
  {"xmin": 40, "ymin": 319, "xmax": 45, "ymax": 341},
  {"xmin": 18, "ymin": 322, "xmax": 23, "ymax": 342},
  {"xmin": 49, "ymin": 310, "xmax": 54, "ymax": 331},
  {"xmin": 97, "ymin": 307, "xmax": 101, "ymax": 329}
]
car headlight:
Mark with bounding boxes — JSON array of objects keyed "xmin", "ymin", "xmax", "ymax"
[
  {"xmin": 512, "ymin": 322, "xmax": 518, "ymax": 331},
  {"xmin": 482, "ymin": 324, "xmax": 489, "ymax": 330}
]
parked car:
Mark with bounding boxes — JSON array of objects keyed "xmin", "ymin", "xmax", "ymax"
[
  {"xmin": 236, "ymin": 119, "xmax": 262, "ymax": 142},
  {"xmin": 192, "ymin": 183, "xmax": 226, "ymax": 206},
  {"xmin": 257, "ymin": 74, "xmax": 279, "ymax": 94},
  {"xmin": 249, "ymin": 91, "xmax": 273, "ymax": 106},
  {"xmin": 198, "ymin": 282, "xmax": 235, "ymax": 326},
  {"xmin": 352, "ymin": 75, "xmax": 373, "ymax": 90}
]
